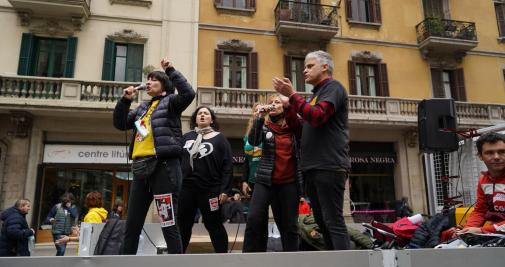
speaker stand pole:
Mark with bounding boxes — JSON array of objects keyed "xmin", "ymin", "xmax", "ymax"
[{"xmin": 439, "ymin": 151, "xmax": 451, "ymax": 211}]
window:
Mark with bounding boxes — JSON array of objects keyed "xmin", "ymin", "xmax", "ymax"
[
  {"xmin": 430, "ymin": 68, "xmax": 466, "ymax": 101},
  {"xmin": 223, "ymin": 53, "xmax": 247, "ymax": 88},
  {"xmin": 102, "ymin": 39, "xmax": 143, "ymax": 82},
  {"xmin": 283, "ymin": 56, "xmax": 313, "ymax": 93},
  {"xmin": 348, "ymin": 61, "xmax": 389, "ymax": 96},
  {"xmin": 423, "ymin": 0, "xmax": 444, "ymax": 18},
  {"xmin": 495, "ymin": 3, "xmax": 505, "ymax": 37},
  {"xmin": 214, "ymin": 49, "xmax": 258, "ymax": 89},
  {"xmin": 355, "ymin": 64, "xmax": 377, "ymax": 96},
  {"xmin": 214, "ymin": 0, "xmax": 255, "ymax": 9},
  {"xmin": 17, "ymin": 33, "xmax": 77, "ymax": 78},
  {"xmin": 346, "ymin": 0, "xmax": 381, "ymax": 24}
]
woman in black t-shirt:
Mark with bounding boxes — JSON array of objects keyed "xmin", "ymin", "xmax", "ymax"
[{"xmin": 178, "ymin": 106, "xmax": 233, "ymax": 253}]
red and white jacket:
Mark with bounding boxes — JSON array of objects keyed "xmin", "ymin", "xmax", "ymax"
[{"xmin": 465, "ymin": 171, "xmax": 505, "ymax": 233}]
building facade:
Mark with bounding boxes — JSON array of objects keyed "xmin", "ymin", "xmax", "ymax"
[
  {"xmin": 0, "ymin": 0, "xmax": 199, "ymax": 241},
  {"xmin": 197, "ymin": 0, "xmax": 505, "ymax": 218}
]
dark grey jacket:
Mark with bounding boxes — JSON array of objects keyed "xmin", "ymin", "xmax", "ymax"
[
  {"xmin": 113, "ymin": 67, "xmax": 195, "ymax": 159},
  {"xmin": 248, "ymin": 110, "xmax": 303, "ymax": 192}
]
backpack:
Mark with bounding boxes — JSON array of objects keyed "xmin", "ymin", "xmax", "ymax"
[{"xmin": 93, "ymin": 218, "xmax": 126, "ymax": 255}]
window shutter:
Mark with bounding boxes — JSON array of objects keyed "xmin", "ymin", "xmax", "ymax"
[
  {"xmin": 101, "ymin": 39, "xmax": 115, "ymax": 81},
  {"xmin": 248, "ymin": 52, "xmax": 258, "ymax": 89},
  {"xmin": 371, "ymin": 0, "xmax": 382, "ymax": 23},
  {"xmin": 63, "ymin": 37, "xmax": 78, "ymax": 78},
  {"xmin": 346, "ymin": 0, "xmax": 353, "ymax": 20},
  {"xmin": 284, "ymin": 55, "xmax": 292, "ymax": 81},
  {"xmin": 496, "ymin": 4, "xmax": 505, "ymax": 37},
  {"xmin": 452, "ymin": 68, "xmax": 466, "ymax": 101},
  {"xmin": 378, "ymin": 63, "xmax": 389, "ymax": 96},
  {"xmin": 430, "ymin": 68, "xmax": 444, "ymax": 98},
  {"xmin": 248, "ymin": 0, "xmax": 256, "ymax": 9},
  {"xmin": 126, "ymin": 44, "xmax": 144, "ymax": 82},
  {"xmin": 214, "ymin": 49, "xmax": 224, "ymax": 87},
  {"xmin": 348, "ymin": 61, "xmax": 357, "ymax": 95},
  {"xmin": 17, "ymin": 33, "xmax": 35, "ymax": 76}
]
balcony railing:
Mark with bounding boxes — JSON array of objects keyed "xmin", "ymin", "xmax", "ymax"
[
  {"xmin": 0, "ymin": 75, "xmax": 139, "ymax": 105},
  {"xmin": 275, "ymin": 0, "xmax": 338, "ymax": 27},
  {"xmin": 198, "ymin": 87, "xmax": 505, "ymax": 127},
  {"xmin": 416, "ymin": 18, "xmax": 477, "ymax": 43},
  {"xmin": 1, "ymin": 76, "xmax": 503, "ymax": 127}
]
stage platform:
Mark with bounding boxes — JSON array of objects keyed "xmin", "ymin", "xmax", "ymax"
[
  {"xmin": 1, "ymin": 248, "xmax": 504, "ymax": 267},
  {"xmin": 2, "ymin": 223, "xmax": 503, "ymax": 267}
]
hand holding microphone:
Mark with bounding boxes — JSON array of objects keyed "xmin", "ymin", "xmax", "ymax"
[{"xmin": 123, "ymin": 84, "xmax": 146, "ymax": 100}]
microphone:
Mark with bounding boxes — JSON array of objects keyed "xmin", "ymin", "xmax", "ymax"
[
  {"xmin": 124, "ymin": 84, "xmax": 146, "ymax": 95},
  {"xmin": 135, "ymin": 84, "xmax": 146, "ymax": 91}
]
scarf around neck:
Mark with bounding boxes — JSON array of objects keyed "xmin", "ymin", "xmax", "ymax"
[{"xmin": 188, "ymin": 127, "xmax": 214, "ymax": 169}]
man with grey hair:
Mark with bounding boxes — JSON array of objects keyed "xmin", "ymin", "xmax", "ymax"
[{"xmin": 273, "ymin": 50, "xmax": 350, "ymax": 250}]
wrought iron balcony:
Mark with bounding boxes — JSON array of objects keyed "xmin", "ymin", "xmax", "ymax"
[
  {"xmin": 197, "ymin": 86, "xmax": 505, "ymax": 128},
  {"xmin": 8, "ymin": 0, "xmax": 91, "ymax": 29},
  {"xmin": 274, "ymin": 0, "xmax": 338, "ymax": 45},
  {"xmin": 415, "ymin": 18, "xmax": 478, "ymax": 64}
]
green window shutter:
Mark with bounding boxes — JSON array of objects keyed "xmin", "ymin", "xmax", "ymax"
[
  {"xmin": 18, "ymin": 33, "xmax": 35, "ymax": 75},
  {"xmin": 63, "ymin": 37, "xmax": 77, "ymax": 78},
  {"xmin": 101, "ymin": 39, "xmax": 115, "ymax": 81},
  {"xmin": 126, "ymin": 44, "xmax": 143, "ymax": 82}
]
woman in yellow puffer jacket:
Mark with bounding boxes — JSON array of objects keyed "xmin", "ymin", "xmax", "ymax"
[{"xmin": 83, "ymin": 192, "xmax": 108, "ymax": 223}]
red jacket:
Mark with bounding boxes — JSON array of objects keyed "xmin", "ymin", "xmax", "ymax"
[{"xmin": 465, "ymin": 171, "xmax": 505, "ymax": 233}]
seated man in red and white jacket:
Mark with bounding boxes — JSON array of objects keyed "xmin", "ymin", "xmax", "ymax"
[{"xmin": 458, "ymin": 132, "xmax": 505, "ymax": 234}]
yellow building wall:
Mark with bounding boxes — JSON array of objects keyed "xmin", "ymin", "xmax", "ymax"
[
  {"xmin": 199, "ymin": 0, "xmax": 276, "ymax": 30},
  {"xmin": 450, "ymin": 0, "xmax": 504, "ymax": 51},
  {"xmin": 462, "ymin": 55, "xmax": 505, "ymax": 104},
  {"xmin": 198, "ymin": 30, "xmax": 284, "ymax": 89},
  {"xmin": 340, "ymin": 0, "xmax": 423, "ymax": 44},
  {"xmin": 328, "ymin": 42, "xmax": 432, "ymax": 99},
  {"xmin": 199, "ymin": 0, "xmax": 505, "ymax": 103}
]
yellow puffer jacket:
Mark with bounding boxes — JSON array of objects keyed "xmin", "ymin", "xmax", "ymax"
[{"xmin": 83, "ymin": 207, "xmax": 108, "ymax": 223}]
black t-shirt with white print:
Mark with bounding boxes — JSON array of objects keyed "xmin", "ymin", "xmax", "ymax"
[{"xmin": 181, "ymin": 131, "xmax": 233, "ymax": 194}]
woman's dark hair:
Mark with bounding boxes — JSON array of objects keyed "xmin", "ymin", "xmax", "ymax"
[
  {"xmin": 60, "ymin": 192, "xmax": 74, "ymax": 204},
  {"xmin": 84, "ymin": 191, "xmax": 103, "ymax": 209},
  {"xmin": 147, "ymin": 71, "xmax": 174, "ymax": 94},
  {"xmin": 476, "ymin": 132, "xmax": 505, "ymax": 155},
  {"xmin": 190, "ymin": 106, "xmax": 219, "ymax": 130}
]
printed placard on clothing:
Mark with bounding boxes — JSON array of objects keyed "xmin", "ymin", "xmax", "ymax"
[
  {"xmin": 154, "ymin": 193, "xmax": 175, "ymax": 227},
  {"xmin": 209, "ymin": 197, "xmax": 219, "ymax": 212}
]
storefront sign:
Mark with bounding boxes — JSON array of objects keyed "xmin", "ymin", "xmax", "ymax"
[
  {"xmin": 350, "ymin": 155, "xmax": 396, "ymax": 164},
  {"xmin": 43, "ymin": 144, "xmax": 129, "ymax": 164}
]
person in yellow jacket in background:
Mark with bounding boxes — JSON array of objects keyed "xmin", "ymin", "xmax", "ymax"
[{"xmin": 83, "ymin": 192, "xmax": 108, "ymax": 223}]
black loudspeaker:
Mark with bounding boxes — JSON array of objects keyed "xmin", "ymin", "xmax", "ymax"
[{"xmin": 418, "ymin": 98, "xmax": 459, "ymax": 152}]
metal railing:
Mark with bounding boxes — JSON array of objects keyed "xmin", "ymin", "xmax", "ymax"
[
  {"xmin": 416, "ymin": 17, "xmax": 477, "ymax": 43},
  {"xmin": 274, "ymin": 0, "xmax": 338, "ymax": 27}
]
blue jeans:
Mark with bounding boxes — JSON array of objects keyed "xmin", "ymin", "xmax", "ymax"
[{"xmin": 52, "ymin": 233, "xmax": 67, "ymax": 256}]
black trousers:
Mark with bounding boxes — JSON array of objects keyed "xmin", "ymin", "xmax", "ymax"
[
  {"xmin": 178, "ymin": 185, "xmax": 228, "ymax": 253},
  {"xmin": 122, "ymin": 158, "xmax": 183, "ymax": 254},
  {"xmin": 242, "ymin": 182, "xmax": 299, "ymax": 252},
  {"xmin": 304, "ymin": 169, "xmax": 350, "ymax": 250}
]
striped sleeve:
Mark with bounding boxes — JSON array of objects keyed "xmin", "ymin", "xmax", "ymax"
[{"xmin": 289, "ymin": 93, "xmax": 335, "ymax": 128}]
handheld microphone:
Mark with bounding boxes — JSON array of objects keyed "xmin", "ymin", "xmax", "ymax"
[
  {"xmin": 135, "ymin": 84, "xmax": 147, "ymax": 91},
  {"xmin": 124, "ymin": 84, "xmax": 146, "ymax": 95}
]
